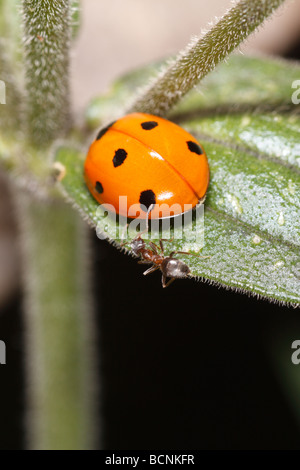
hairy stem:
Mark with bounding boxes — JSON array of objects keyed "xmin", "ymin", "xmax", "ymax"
[
  {"xmin": 22, "ymin": 0, "xmax": 71, "ymax": 147},
  {"xmin": 19, "ymin": 197, "xmax": 97, "ymax": 450},
  {"xmin": 20, "ymin": 0, "xmax": 99, "ymax": 450},
  {"xmin": 129, "ymin": 0, "xmax": 286, "ymax": 115}
]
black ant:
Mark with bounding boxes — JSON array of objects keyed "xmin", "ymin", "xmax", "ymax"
[
  {"xmin": 130, "ymin": 234, "xmax": 197, "ymax": 287},
  {"xmin": 122, "ymin": 213, "xmax": 209, "ymax": 287}
]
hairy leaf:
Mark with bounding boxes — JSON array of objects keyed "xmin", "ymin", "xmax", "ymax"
[{"xmin": 56, "ymin": 55, "xmax": 300, "ymax": 305}]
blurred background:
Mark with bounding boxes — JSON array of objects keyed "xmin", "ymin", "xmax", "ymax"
[{"xmin": 1, "ymin": 0, "xmax": 300, "ymax": 449}]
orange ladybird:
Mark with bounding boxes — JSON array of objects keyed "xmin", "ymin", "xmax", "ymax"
[{"xmin": 84, "ymin": 113, "xmax": 209, "ymax": 219}]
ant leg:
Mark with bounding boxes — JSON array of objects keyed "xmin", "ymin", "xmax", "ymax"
[
  {"xmin": 138, "ymin": 260, "xmax": 152, "ymax": 265},
  {"xmin": 157, "ymin": 238, "xmax": 174, "ymax": 254},
  {"xmin": 169, "ymin": 250, "xmax": 210, "ymax": 258},
  {"xmin": 162, "ymin": 275, "xmax": 175, "ymax": 288},
  {"xmin": 143, "ymin": 265, "xmax": 160, "ymax": 276},
  {"xmin": 149, "ymin": 241, "xmax": 159, "ymax": 255},
  {"xmin": 142, "ymin": 240, "xmax": 161, "ymax": 252},
  {"xmin": 169, "ymin": 250, "xmax": 190, "ymax": 257},
  {"xmin": 150, "ymin": 238, "xmax": 173, "ymax": 255}
]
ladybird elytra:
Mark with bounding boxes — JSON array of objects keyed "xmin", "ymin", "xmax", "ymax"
[{"xmin": 84, "ymin": 113, "xmax": 209, "ymax": 219}]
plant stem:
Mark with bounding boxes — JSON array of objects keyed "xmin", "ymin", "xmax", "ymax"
[
  {"xmin": 19, "ymin": 196, "xmax": 97, "ymax": 450},
  {"xmin": 20, "ymin": 0, "xmax": 98, "ymax": 450},
  {"xmin": 129, "ymin": 0, "xmax": 286, "ymax": 115},
  {"xmin": 22, "ymin": 0, "xmax": 71, "ymax": 147}
]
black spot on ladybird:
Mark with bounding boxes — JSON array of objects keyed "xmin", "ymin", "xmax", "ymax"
[
  {"xmin": 95, "ymin": 181, "xmax": 103, "ymax": 193},
  {"xmin": 187, "ymin": 140, "xmax": 203, "ymax": 155},
  {"xmin": 141, "ymin": 121, "xmax": 158, "ymax": 130},
  {"xmin": 139, "ymin": 189, "xmax": 156, "ymax": 211},
  {"xmin": 96, "ymin": 121, "xmax": 116, "ymax": 141},
  {"xmin": 113, "ymin": 148, "xmax": 127, "ymax": 167}
]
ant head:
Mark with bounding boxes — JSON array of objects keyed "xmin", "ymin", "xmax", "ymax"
[
  {"xmin": 161, "ymin": 257, "xmax": 190, "ymax": 279},
  {"xmin": 130, "ymin": 236, "xmax": 145, "ymax": 256}
]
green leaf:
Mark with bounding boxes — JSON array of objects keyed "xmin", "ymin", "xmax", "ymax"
[{"xmin": 56, "ymin": 55, "xmax": 300, "ymax": 305}]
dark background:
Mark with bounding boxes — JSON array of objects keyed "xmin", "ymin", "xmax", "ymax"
[
  {"xmin": 1, "ymin": 224, "xmax": 300, "ymax": 450},
  {"xmin": 0, "ymin": 26, "xmax": 300, "ymax": 453}
]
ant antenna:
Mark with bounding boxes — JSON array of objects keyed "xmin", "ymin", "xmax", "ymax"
[
  {"xmin": 120, "ymin": 223, "xmax": 129, "ymax": 242},
  {"xmin": 134, "ymin": 203, "xmax": 154, "ymax": 240},
  {"xmin": 120, "ymin": 204, "xmax": 155, "ymax": 245}
]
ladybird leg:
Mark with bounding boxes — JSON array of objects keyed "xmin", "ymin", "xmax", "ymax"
[
  {"xmin": 162, "ymin": 276, "xmax": 175, "ymax": 288},
  {"xmin": 143, "ymin": 265, "xmax": 160, "ymax": 276}
]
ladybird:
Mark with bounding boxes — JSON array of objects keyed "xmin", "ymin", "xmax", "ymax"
[{"xmin": 84, "ymin": 113, "xmax": 209, "ymax": 219}]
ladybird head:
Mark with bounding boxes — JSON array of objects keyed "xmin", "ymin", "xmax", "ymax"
[{"xmin": 161, "ymin": 257, "xmax": 190, "ymax": 279}]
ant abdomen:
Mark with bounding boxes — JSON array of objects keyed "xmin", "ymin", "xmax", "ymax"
[{"xmin": 161, "ymin": 258, "xmax": 190, "ymax": 279}]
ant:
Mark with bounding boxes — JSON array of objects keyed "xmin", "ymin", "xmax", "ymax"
[
  {"xmin": 121, "ymin": 209, "xmax": 209, "ymax": 288},
  {"xmin": 130, "ymin": 234, "xmax": 195, "ymax": 288}
]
